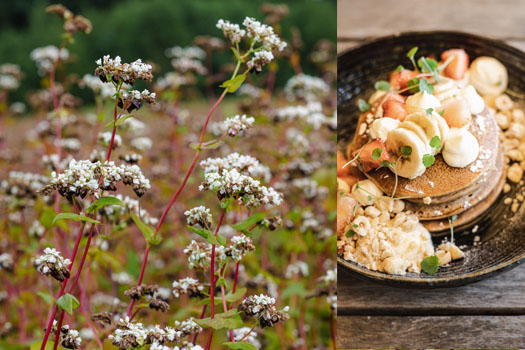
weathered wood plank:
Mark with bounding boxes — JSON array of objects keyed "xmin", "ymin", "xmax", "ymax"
[
  {"xmin": 338, "ymin": 315, "xmax": 525, "ymax": 348},
  {"xmin": 338, "ymin": 0, "xmax": 525, "ymax": 40},
  {"xmin": 338, "ymin": 264, "xmax": 525, "ymax": 314}
]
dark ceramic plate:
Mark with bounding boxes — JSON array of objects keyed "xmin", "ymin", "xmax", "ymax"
[{"xmin": 337, "ymin": 31, "xmax": 525, "ymax": 288}]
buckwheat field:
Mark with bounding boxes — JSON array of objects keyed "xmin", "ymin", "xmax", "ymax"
[{"xmin": 0, "ymin": 2, "xmax": 336, "ymax": 350}]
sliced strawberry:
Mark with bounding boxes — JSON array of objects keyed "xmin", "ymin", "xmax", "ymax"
[
  {"xmin": 382, "ymin": 95, "xmax": 408, "ymax": 121},
  {"xmin": 441, "ymin": 49, "xmax": 469, "ymax": 80},
  {"xmin": 390, "ymin": 69, "xmax": 419, "ymax": 90},
  {"xmin": 352, "ymin": 139, "xmax": 391, "ymax": 172},
  {"xmin": 337, "ymin": 151, "xmax": 351, "ymax": 177}
]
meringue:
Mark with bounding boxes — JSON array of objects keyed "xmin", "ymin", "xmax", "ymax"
[
  {"xmin": 469, "ymin": 57, "xmax": 508, "ymax": 96},
  {"xmin": 461, "ymin": 85, "xmax": 485, "ymax": 115},
  {"xmin": 442, "ymin": 128, "xmax": 479, "ymax": 168},
  {"xmin": 406, "ymin": 91, "xmax": 441, "ymax": 114}
]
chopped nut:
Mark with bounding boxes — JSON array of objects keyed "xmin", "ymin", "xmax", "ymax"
[
  {"xmin": 506, "ymin": 149, "xmax": 524, "ymax": 162},
  {"xmin": 507, "ymin": 123, "xmax": 525, "ymax": 139},
  {"xmin": 503, "ymin": 183, "xmax": 511, "ymax": 193},
  {"xmin": 423, "ymin": 196, "xmax": 432, "ymax": 205},
  {"xmin": 495, "ymin": 94, "xmax": 513, "ymax": 111},
  {"xmin": 436, "ymin": 250, "xmax": 452, "ymax": 266},
  {"xmin": 495, "ymin": 112, "xmax": 510, "ymax": 129},
  {"xmin": 511, "ymin": 202, "xmax": 519, "ymax": 213},
  {"xmin": 508, "ymin": 163, "xmax": 523, "ymax": 183},
  {"xmin": 512, "ymin": 108, "xmax": 525, "ymax": 123},
  {"xmin": 504, "ymin": 197, "xmax": 512, "ymax": 205},
  {"xmin": 358, "ymin": 122, "xmax": 367, "ymax": 136}
]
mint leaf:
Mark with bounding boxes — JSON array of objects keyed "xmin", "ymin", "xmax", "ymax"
[
  {"xmin": 421, "ymin": 256, "xmax": 439, "ymax": 274},
  {"xmin": 371, "ymin": 148, "xmax": 383, "ymax": 160},
  {"xmin": 400, "ymin": 146, "xmax": 412, "ymax": 157},
  {"xmin": 426, "ymin": 108, "xmax": 433, "ymax": 116},
  {"xmin": 358, "ymin": 99, "xmax": 371, "ymax": 112},
  {"xmin": 374, "ymin": 80, "xmax": 391, "ymax": 91},
  {"xmin": 56, "ymin": 293, "xmax": 80, "ymax": 315},
  {"xmin": 429, "ymin": 136, "xmax": 441, "ymax": 149},
  {"xmin": 422, "ymin": 154, "xmax": 435, "ymax": 168},
  {"xmin": 380, "ymin": 160, "xmax": 390, "ymax": 167},
  {"xmin": 407, "ymin": 77, "xmax": 420, "ymax": 93}
]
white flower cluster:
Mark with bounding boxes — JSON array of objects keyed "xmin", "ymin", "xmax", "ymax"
[
  {"xmin": 122, "ymin": 117, "xmax": 146, "ymax": 134},
  {"xmin": 223, "ymin": 114, "xmax": 255, "ymax": 137},
  {"xmin": 216, "ymin": 19, "xmax": 246, "ymax": 44},
  {"xmin": 172, "ymin": 277, "xmax": 204, "ymax": 298},
  {"xmin": 233, "ymin": 327, "xmax": 261, "ymax": 348},
  {"xmin": 51, "ymin": 320, "xmax": 82, "ymax": 349},
  {"xmin": 184, "ymin": 205, "xmax": 212, "ymax": 228},
  {"xmin": 284, "ymin": 73, "xmax": 330, "ymax": 101},
  {"xmin": 80, "ymin": 74, "xmax": 119, "ymax": 99},
  {"xmin": 109, "ymin": 317, "xmax": 202, "ymax": 350},
  {"xmin": 122, "ymin": 89, "xmax": 156, "ymax": 101},
  {"xmin": 200, "ymin": 152, "xmax": 271, "ymax": 182},
  {"xmin": 119, "ymin": 89, "xmax": 156, "ymax": 112},
  {"xmin": 98, "ymin": 131, "xmax": 122, "ymax": 148},
  {"xmin": 35, "ymin": 248, "xmax": 71, "ymax": 281},
  {"xmin": 171, "ymin": 57, "xmax": 207, "ymax": 75},
  {"xmin": 95, "ymin": 55, "xmax": 153, "ymax": 85},
  {"xmin": 248, "ymin": 50, "xmax": 274, "ymax": 72},
  {"xmin": 151, "ymin": 342, "xmax": 204, "ymax": 350},
  {"xmin": 276, "ymin": 101, "xmax": 332, "ymax": 129},
  {"xmin": 321, "ymin": 268, "xmax": 337, "ymax": 284},
  {"xmin": 165, "ymin": 46, "xmax": 206, "ymax": 60},
  {"xmin": 121, "ymin": 153, "xmax": 143, "ymax": 164},
  {"xmin": 156, "ymin": 72, "xmax": 191, "ymax": 91},
  {"xmin": 200, "ymin": 168, "xmax": 282, "ymax": 208},
  {"xmin": 29, "ymin": 220, "xmax": 46, "ymax": 238},
  {"xmin": 286, "ymin": 128, "xmax": 309, "ymax": 151},
  {"xmin": 238, "ymin": 294, "xmax": 290, "ymax": 328},
  {"xmin": 41, "ymin": 159, "xmax": 151, "ymax": 199},
  {"xmin": 291, "ymin": 178, "xmax": 328, "ymax": 199},
  {"xmin": 0, "ymin": 253, "xmax": 14, "ymax": 271},
  {"xmin": 285, "ymin": 261, "xmax": 309, "ymax": 278},
  {"xmin": 0, "ymin": 74, "xmax": 19, "ymax": 90},
  {"xmin": 42, "ymin": 153, "xmax": 73, "ymax": 172},
  {"xmin": 30, "ymin": 45, "xmax": 69, "ymax": 75},
  {"xmin": 1, "ymin": 171, "xmax": 49, "ymax": 199},
  {"xmin": 55, "ymin": 137, "xmax": 81, "ymax": 152},
  {"xmin": 242, "ymin": 17, "xmax": 287, "ymax": 51},
  {"xmin": 225, "ymin": 234, "xmax": 255, "ymax": 261},
  {"xmin": 237, "ymin": 83, "xmax": 263, "ymax": 99},
  {"xmin": 131, "ymin": 137, "xmax": 153, "ymax": 152},
  {"xmin": 184, "ymin": 240, "xmax": 226, "ymax": 270}
]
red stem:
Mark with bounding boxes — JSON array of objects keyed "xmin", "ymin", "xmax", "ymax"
[
  {"xmin": 53, "ymin": 219, "xmax": 97, "ymax": 350},
  {"xmin": 192, "ymin": 305, "xmax": 207, "ymax": 344},
  {"xmin": 125, "ymin": 89, "xmax": 228, "ymax": 317},
  {"xmin": 232, "ymin": 261, "xmax": 240, "ymax": 293},
  {"xmin": 40, "ymin": 222, "xmax": 85, "ymax": 350}
]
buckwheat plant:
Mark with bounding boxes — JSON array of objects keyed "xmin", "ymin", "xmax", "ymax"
[{"xmin": 1, "ymin": 6, "xmax": 336, "ymax": 350}]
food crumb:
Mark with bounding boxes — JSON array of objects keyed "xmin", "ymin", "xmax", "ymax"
[
  {"xmin": 503, "ymin": 183, "xmax": 511, "ymax": 193},
  {"xmin": 504, "ymin": 197, "xmax": 512, "ymax": 205},
  {"xmin": 472, "ymin": 225, "xmax": 479, "ymax": 233},
  {"xmin": 511, "ymin": 202, "xmax": 520, "ymax": 213},
  {"xmin": 423, "ymin": 196, "xmax": 432, "ymax": 205}
]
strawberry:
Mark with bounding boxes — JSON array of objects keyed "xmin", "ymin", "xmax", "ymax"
[
  {"xmin": 390, "ymin": 69, "xmax": 419, "ymax": 90},
  {"xmin": 352, "ymin": 139, "xmax": 390, "ymax": 172},
  {"xmin": 382, "ymin": 94, "xmax": 407, "ymax": 121},
  {"xmin": 441, "ymin": 49, "xmax": 469, "ymax": 80}
]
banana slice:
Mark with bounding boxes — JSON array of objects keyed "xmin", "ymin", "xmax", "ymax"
[
  {"xmin": 398, "ymin": 120, "xmax": 428, "ymax": 144},
  {"xmin": 405, "ymin": 112, "xmax": 441, "ymax": 154},
  {"xmin": 386, "ymin": 128, "xmax": 430, "ymax": 179},
  {"xmin": 431, "ymin": 112, "xmax": 450, "ymax": 145}
]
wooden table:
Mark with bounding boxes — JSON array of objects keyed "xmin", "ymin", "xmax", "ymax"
[{"xmin": 337, "ymin": 0, "xmax": 525, "ymax": 347}]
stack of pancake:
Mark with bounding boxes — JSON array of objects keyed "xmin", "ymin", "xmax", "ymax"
[{"xmin": 349, "ymin": 103, "xmax": 505, "ymax": 232}]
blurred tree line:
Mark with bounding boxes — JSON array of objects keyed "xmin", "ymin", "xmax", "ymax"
[{"xmin": 0, "ymin": 0, "xmax": 335, "ymax": 105}]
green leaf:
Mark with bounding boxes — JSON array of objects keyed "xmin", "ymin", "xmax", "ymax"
[
  {"xmin": 131, "ymin": 213, "xmax": 161, "ymax": 245},
  {"xmin": 439, "ymin": 109, "xmax": 445, "ymax": 116},
  {"xmin": 232, "ymin": 212, "xmax": 267, "ymax": 232},
  {"xmin": 407, "ymin": 77, "xmax": 420, "ymax": 93},
  {"xmin": 281, "ymin": 281, "xmax": 308, "ymax": 299},
  {"xmin": 187, "ymin": 226, "xmax": 225, "ymax": 246},
  {"xmin": 421, "ymin": 256, "xmax": 439, "ymax": 274},
  {"xmin": 407, "ymin": 46, "xmax": 419, "ymax": 60},
  {"xmin": 429, "ymin": 136, "xmax": 441, "ymax": 149},
  {"xmin": 56, "ymin": 293, "xmax": 80, "ymax": 315},
  {"xmin": 426, "ymin": 108, "xmax": 433, "ymax": 116},
  {"xmin": 394, "ymin": 64, "xmax": 404, "ymax": 73},
  {"xmin": 223, "ymin": 342, "xmax": 257, "ymax": 350},
  {"xmin": 380, "ymin": 160, "xmax": 390, "ymax": 167},
  {"xmin": 37, "ymin": 291, "xmax": 54, "ymax": 305},
  {"xmin": 86, "ymin": 196, "xmax": 124, "ymax": 214},
  {"xmin": 221, "ymin": 74, "xmax": 246, "ymax": 93},
  {"xmin": 371, "ymin": 148, "xmax": 383, "ymax": 160},
  {"xmin": 418, "ymin": 57, "xmax": 440, "ymax": 82},
  {"xmin": 52, "ymin": 213, "xmax": 100, "ymax": 226},
  {"xmin": 39, "ymin": 207, "xmax": 56, "ymax": 229},
  {"xmin": 194, "ymin": 309, "xmax": 243, "ymax": 330},
  {"xmin": 422, "ymin": 154, "xmax": 435, "ymax": 168},
  {"xmin": 357, "ymin": 99, "xmax": 371, "ymax": 112},
  {"xmin": 419, "ymin": 79, "xmax": 434, "ymax": 94},
  {"xmin": 374, "ymin": 80, "xmax": 391, "ymax": 91},
  {"xmin": 105, "ymin": 114, "xmax": 134, "ymax": 128},
  {"xmin": 400, "ymin": 146, "xmax": 412, "ymax": 157}
]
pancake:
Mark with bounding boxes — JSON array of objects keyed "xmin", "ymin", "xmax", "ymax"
[
  {"xmin": 422, "ymin": 161, "xmax": 507, "ymax": 232},
  {"xmin": 405, "ymin": 147, "xmax": 504, "ymax": 220},
  {"xmin": 348, "ymin": 106, "xmax": 500, "ymax": 201}
]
